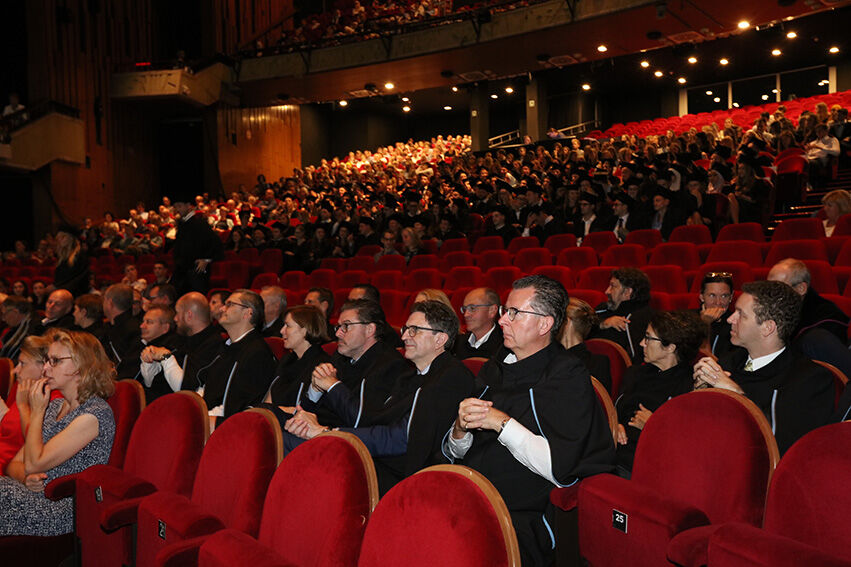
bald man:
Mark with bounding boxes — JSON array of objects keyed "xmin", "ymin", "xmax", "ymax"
[
  {"xmin": 142, "ymin": 292, "xmax": 224, "ymax": 394},
  {"xmin": 36, "ymin": 289, "xmax": 75, "ymax": 333}
]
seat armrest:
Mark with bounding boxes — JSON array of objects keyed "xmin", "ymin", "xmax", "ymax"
[
  {"xmin": 44, "ymin": 473, "xmax": 79, "ymax": 501},
  {"xmin": 100, "ymin": 496, "xmax": 148, "ymax": 532}
]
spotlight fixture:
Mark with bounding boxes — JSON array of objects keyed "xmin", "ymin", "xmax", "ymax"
[
  {"xmin": 444, "ymin": 106, "xmax": 452, "ymax": 111},
  {"xmin": 706, "ymin": 90, "xmax": 713, "ymax": 96},
  {"xmin": 687, "ymin": 56, "xmax": 698, "ymax": 64},
  {"xmin": 451, "ymin": 86, "xmax": 458, "ymax": 93},
  {"xmin": 640, "ymin": 60, "xmax": 650, "ymax": 68},
  {"xmin": 771, "ymin": 49, "xmax": 781, "ymax": 56},
  {"xmin": 384, "ymin": 82, "xmax": 395, "ymax": 90},
  {"xmin": 713, "ymin": 97, "xmax": 721, "ymax": 103},
  {"xmin": 772, "ymin": 89, "xmax": 779, "ymax": 94},
  {"xmin": 402, "ymin": 97, "xmax": 410, "ymax": 102},
  {"xmin": 719, "ymin": 58, "xmax": 729, "ymax": 65},
  {"xmin": 786, "ymin": 31, "xmax": 797, "ymax": 39},
  {"xmin": 654, "ymin": 70, "xmax": 663, "ymax": 77},
  {"xmin": 505, "ymin": 86, "xmax": 514, "ymax": 94},
  {"xmin": 732, "ymin": 102, "xmax": 740, "ymax": 108},
  {"xmin": 581, "ymin": 83, "xmax": 591, "ymax": 91},
  {"xmin": 402, "ymin": 105, "xmax": 411, "ymax": 112},
  {"xmin": 762, "ymin": 94, "xmax": 769, "ymax": 100},
  {"xmin": 737, "ymin": 20, "xmax": 750, "ymax": 30},
  {"xmin": 597, "ymin": 45, "xmax": 608, "ymax": 53},
  {"xmin": 339, "ymin": 100, "xmax": 348, "ymax": 107},
  {"xmin": 829, "ymin": 46, "xmax": 839, "ymax": 54},
  {"xmin": 677, "ymin": 77, "xmax": 686, "ymax": 84},
  {"xmin": 490, "ymin": 94, "xmax": 498, "ymax": 99}
]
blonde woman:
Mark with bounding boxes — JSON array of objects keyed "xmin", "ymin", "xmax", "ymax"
[
  {"xmin": 413, "ymin": 288, "xmax": 452, "ymax": 311},
  {"xmin": 54, "ymin": 225, "xmax": 89, "ymax": 297},
  {"xmin": 821, "ymin": 189, "xmax": 851, "ymax": 237},
  {"xmin": 1, "ymin": 330, "xmax": 115, "ymax": 536}
]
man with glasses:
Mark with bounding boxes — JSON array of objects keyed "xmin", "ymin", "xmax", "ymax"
[
  {"xmin": 286, "ymin": 300, "xmax": 474, "ymax": 493},
  {"xmin": 453, "ymin": 287, "xmax": 502, "ymax": 360},
  {"xmin": 444, "ymin": 275, "xmax": 616, "ymax": 567},
  {"xmin": 299, "ymin": 299, "xmax": 414, "ymax": 429},
  {"xmin": 591, "ymin": 267, "xmax": 653, "ymax": 362},
  {"xmin": 198, "ymin": 289, "xmax": 276, "ymax": 427}
]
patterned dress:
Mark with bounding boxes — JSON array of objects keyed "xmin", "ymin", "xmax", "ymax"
[{"xmin": 0, "ymin": 396, "xmax": 115, "ymax": 536}]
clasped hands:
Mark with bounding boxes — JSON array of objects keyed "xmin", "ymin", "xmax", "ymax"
[
  {"xmin": 452, "ymin": 398, "xmax": 509, "ymax": 439},
  {"xmin": 311, "ymin": 363, "xmax": 340, "ymax": 392},
  {"xmin": 141, "ymin": 346, "xmax": 171, "ymax": 363},
  {"xmin": 693, "ymin": 357, "xmax": 743, "ymax": 393},
  {"xmin": 284, "ymin": 405, "xmax": 328, "ymax": 440}
]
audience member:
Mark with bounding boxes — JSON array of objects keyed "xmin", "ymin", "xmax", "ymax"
[
  {"xmin": 820, "ymin": 189, "xmax": 851, "ymax": 236},
  {"xmin": 559, "ymin": 297, "xmax": 612, "ymax": 392},
  {"xmin": 171, "ymin": 197, "xmax": 224, "ymax": 295},
  {"xmin": 453, "ymin": 287, "xmax": 502, "ymax": 360},
  {"xmin": 591, "ymin": 267, "xmax": 653, "ymax": 361},
  {"xmin": 101, "ymin": 284, "xmax": 142, "ymax": 379},
  {"xmin": 72, "ymin": 294, "xmax": 106, "ymax": 342},
  {"xmin": 53, "ymin": 226, "xmax": 89, "ymax": 297},
  {"xmin": 347, "ymin": 283, "xmax": 380, "ymax": 303},
  {"xmin": 137, "ymin": 305, "xmax": 183, "ymax": 403},
  {"xmin": 304, "ymin": 286, "xmax": 333, "ymax": 319},
  {"xmin": 698, "ymin": 271, "xmax": 739, "ymax": 358},
  {"xmin": 260, "ymin": 285, "xmax": 288, "ymax": 337},
  {"xmin": 0, "ymin": 296, "xmax": 38, "ymax": 359},
  {"xmin": 36, "ymin": 289, "xmax": 75, "ymax": 334}
]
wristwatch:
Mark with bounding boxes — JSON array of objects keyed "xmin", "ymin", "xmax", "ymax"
[
  {"xmin": 159, "ymin": 352, "xmax": 173, "ymax": 362},
  {"xmin": 498, "ymin": 417, "xmax": 511, "ymax": 434}
]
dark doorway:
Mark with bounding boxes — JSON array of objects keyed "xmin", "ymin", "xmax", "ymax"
[{"xmin": 158, "ymin": 119, "xmax": 204, "ymax": 201}]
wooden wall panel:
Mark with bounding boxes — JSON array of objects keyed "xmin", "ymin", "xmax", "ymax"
[
  {"xmin": 217, "ymin": 105, "xmax": 301, "ymax": 192},
  {"xmin": 212, "ymin": 0, "xmax": 293, "ymax": 54}
]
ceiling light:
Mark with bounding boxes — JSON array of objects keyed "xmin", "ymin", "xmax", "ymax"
[
  {"xmin": 640, "ymin": 60, "xmax": 650, "ymax": 68},
  {"xmin": 737, "ymin": 20, "xmax": 750, "ymax": 30},
  {"xmin": 654, "ymin": 70, "xmax": 663, "ymax": 77},
  {"xmin": 829, "ymin": 46, "xmax": 839, "ymax": 54},
  {"xmin": 597, "ymin": 45, "xmax": 608, "ymax": 52},
  {"xmin": 490, "ymin": 94, "xmax": 498, "ymax": 99},
  {"xmin": 687, "ymin": 56, "xmax": 698, "ymax": 64},
  {"xmin": 732, "ymin": 102, "xmax": 740, "ymax": 108},
  {"xmin": 786, "ymin": 31, "xmax": 797, "ymax": 39},
  {"xmin": 401, "ymin": 97, "xmax": 410, "ymax": 102},
  {"xmin": 581, "ymin": 83, "xmax": 591, "ymax": 91},
  {"xmin": 384, "ymin": 82, "xmax": 395, "ymax": 90},
  {"xmin": 677, "ymin": 77, "xmax": 686, "ymax": 84},
  {"xmin": 713, "ymin": 97, "xmax": 721, "ymax": 103},
  {"xmin": 771, "ymin": 49, "xmax": 781, "ymax": 56},
  {"xmin": 505, "ymin": 86, "xmax": 514, "ymax": 94},
  {"xmin": 706, "ymin": 90, "xmax": 713, "ymax": 96},
  {"xmin": 761, "ymin": 94, "xmax": 769, "ymax": 101},
  {"xmin": 772, "ymin": 89, "xmax": 779, "ymax": 94},
  {"xmin": 338, "ymin": 100, "xmax": 348, "ymax": 107},
  {"xmin": 719, "ymin": 58, "xmax": 729, "ymax": 65},
  {"xmin": 451, "ymin": 86, "xmax": 458, "ymax": 93},
  {"xmin": 402, "ymin": 105, "xmax": 411, "ymax": 112}
]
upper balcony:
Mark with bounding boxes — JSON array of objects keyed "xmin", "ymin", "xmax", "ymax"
[
  {"xmin": 0, "ymin": 101, "xmax": 85, "ymax": 171},
  {"xmin": 110, "ymin": 61, "xmax": 239, "ymax": 107}
]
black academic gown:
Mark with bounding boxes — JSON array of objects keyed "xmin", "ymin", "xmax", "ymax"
[
  {"xmin": 453, "ymin": 342, "xmax": 616, "ymax": 567},
  {"xmin": 614, "ymin": 362, "xmax": 694, "ymax": 472},
  {"xmin": 794, "ymin": 288, "xmax": 849, "ymax": 344},
  {"xmin": 720, "ymin": 347, "xmax": 833, "ymax": 454},
  {"xmin": 261, "ymin": 317, "xmax": 285, "ymax": 338},
  {"xmin": 453, "ymin": 325, "xmax": 504, "ymax": 360},
  {"xmin": 266, "ymin": 344, "xmax": 332, "ymax": 407},
  {"xmin": 172, "ymin": 212, "xmax": 224, "ymax": 295},
  {"xmin": 199, "ymin": 329, "xmax": 276, "ymax": 422},
  {"xmin": 591, "ymin": 298, "xmax": 654, "ymax": 363},
  {"xmin": 102, "ymin": 310, "xmax": 142, "ymax": 380},
  {"xmin": 35, "ymin": 312, "xmax": 76, "ymax": 335},
  {"xmin": 567, "ymin": 342, "xmax": 612, "ymax": 393},
  {"xmin": 172, "ymin": 325, "xmax": 225, "ymax": 392}
]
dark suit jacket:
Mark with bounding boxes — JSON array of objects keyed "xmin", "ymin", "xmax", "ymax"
[
  {"xmin": 590, "ymin": 298, "xmax": 654, "ymax": 363},
  {"xmin": 453, "ymin": 326, "xmax": 503, "ymax": 360},
  {"xmin": 102, "ymin": 310, "xmax": 142, "ymax": 379},
  {"xmin": 261, "ymin": 317, "xmax": 285, "ymax": 338}
]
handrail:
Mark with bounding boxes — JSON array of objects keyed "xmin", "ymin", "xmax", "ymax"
[
  {"xmin": 557, "ymin": 119, "xmax": 601, "ymax": 138},
  {"xmin": 489, "ymin": 129, "xmax": 522, "ymax": 147}
]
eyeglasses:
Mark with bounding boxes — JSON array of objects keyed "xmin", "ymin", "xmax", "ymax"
[
  {"xmin": 643, "ymin": 334, "xmax": 664, "ymax": 343},
  {"xmin": 401, "ymin": 324, "xmax": 443, "ymax": 337},
  {"xmin": 498, "ymin": 305, "xmax": 547, "ymax": 321},
  {"xmin": 459, "ymin": 303, "xmax": 495, "ymax": 315},
  {"xmin": 225, "ymin": 300, "xmax": 252, "ymax": 310},
  {"xmin": 334, "ymin": 321, "xmax": 372, "ymax": 333},
  {"xmin": 47, "ymin": 356, "xmax": 73, "ymax": 367}
]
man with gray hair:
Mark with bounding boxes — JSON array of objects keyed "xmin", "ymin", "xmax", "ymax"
[
  {"xmin": 767, "ymin": 257, "xmax": 849, "ymax": 342},
  {"xmin": 260, "ymin": 285, "xmax": 288, "ymax": 338},
  {"xmin": 445, "ymin": 275, "xmax": 616, "ymax": 566}
]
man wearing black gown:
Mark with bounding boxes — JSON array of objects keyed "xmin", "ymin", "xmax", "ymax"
[{"xmin": 171, "ymin": 198, "xmax": 223, "ymax": 295}]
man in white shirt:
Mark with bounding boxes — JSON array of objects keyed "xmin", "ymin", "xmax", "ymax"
[
  {"xmin": 444, "ymin": 275, "xmax": 615, "ymax": 566},
  {"xmin": 453, "ymin": 287, "xmax": 502, "ymax": 360},
  {"xmin": 2, "ymin": 93, "xmax": 25, "ymax": 117},
  {"xmin": 806, "ymin": 123, "xmax": 840, "ymax": 187}
]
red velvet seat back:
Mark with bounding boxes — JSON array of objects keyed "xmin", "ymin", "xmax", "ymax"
[
  {"xmin": 106, "ymin": 380, "xmax": 145, "ymax": 468},
  {"xmin": 123, "ymin": 391, "xmax": 209, "ymax": 495},
  {"xmin": 600, "ymin": 244, "xmax": 647, "ymax": 267},
  {"xmin": 647, "ymin": 242, "xmax": 702, "ymax": 270},
  {"xmin": 632, "ymin": 390, "xmax": 778, "ymax": 526},
  {"xmin": 514, "ymin": 248, "xmax": 553, "ymax": 273},
  {"xmin": 585, "ymin": 338, "xmax": 631, "ymax": 397},
  {"xmin": 762, "ymin": 422, "xmax": 851, "ymax": 555},
  {"xmin": 260, "ymin": 433, "xmax": 378, "ymax": 567},
  {"xmin": 716, "ymin": 223, "xmax": 765, "ymax": 243},
  {"xmin": 357, "ymin": 465, "xmax": 520, "ymax": 567}
]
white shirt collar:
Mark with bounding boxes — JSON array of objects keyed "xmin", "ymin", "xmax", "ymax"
[
  {"xmin": 747, "ymin": 347, "xmax": 785, "ymax": 371},
  {"xmin": 468, "ymin": 324, "xmax": 496, "ymax": 348},
  {"xmin": 503, "ymin": 352, "xmax": 518, "ymax": 364},
  {"xmin": 225, "ymin": 328, "xmax": 253, "ymax": 345}
]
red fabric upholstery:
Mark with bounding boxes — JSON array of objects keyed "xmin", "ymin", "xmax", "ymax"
[
  {"xmin": 407, "ymin": 254, "xmax": 440, "ymax": 272},
  {"xmin": 374, "ymin": 255, "xmax": 406, "ymax": 272},
  {"xmin": 472, "ymin": 235, "xmax": 504, "ymax": 254},
  {"xmin": 531, "ymin": 265, "xmax": 575, "ymax": 288},
  {"xmin": 461, "ymin": 357, "xmax": 487, "ymax": 375},
  {"xmin": 346, "ymin": 256, "xmax": 375, "ymax": 272},
  {"xmin": 444, "ymin": 266, "xmax": 485, "ymax": 290},
  {"xmin": 643, "ymin": 265, "xmax": 688, "ymax": 293},
  {"xmin": 624, "ymin": 229, "xmax": 663, "ymax": 250},
  {"xmin": 770, "ymin": 218, "xmax": 825, "ymax": 242},
  {"xmin": 370, "ymin": 270, "xmax": 404, "ymax": 290},
  {"xmin": 337, "ymin": 270, "xmax": 369, "ymax": 289},
  {"xmin": 74, "ymin": 392, "xmax": 208, "ymax": 567},
  {"xmin": 476, "ymin": 250, "xmax": 512, "ymax": 272},
  {"xmin": 600, "ymin": 244, "xmax": 646, "ymax": 267},
  {"xmin": 438, "ymin": 238, "xmax": 470, "ymax": 257},
  {"xmin": 716, "ymin": 223, "xmax": 765, "ymax": 242},
  {"xmin": 485, "ymin": 267, "xmax": 523, "ymax": 294},
  {"xmin": 707, "ymin": 523, "xmax": 851, "ymax": 567},
  {"xmin": 585, "ymin": 338, "xmax": 631, "ymax": 397},
  {"xmin": 263, "ymin": 337, "xmax": 286, "ymax": 360},
  {"xmin": 318, "ymin": 258, "xmax": 345, "ymax": 273},
  {"xmin": 764, "ymin": 239, "xmax": 829, "ymax": 266},
  {"xmin": 259, "ymin": 249, "xmax": 283, "ymax": 274},
  {"xmin": 579, "ymin": 391, "xmax": 777, "ymax": 567},
  {"xmin": 669, "ymin": 225, "xmax": 712, "ymax": 246},
  {"xmin": 441, "ymin": 251, "xmax": 475, "ymax": 271},
  {"xmin": 582, "ymin": 232, "xmax": 619, "ymax": 256},
  {"xmin": 309, "ymin": 268, "xmax": 337, "ymax": 289},
  {"xmin": 544, "ymin": 233, "xmax": 577, "ymax": 255},
  {"xmin": 577, "ymin": 267, "xmax": 615, "ymax": 293},
  {"xmin": 0, "ymin": 358, "xmax": 11, "ymax": 400},
  {"xmin": 557, "ymin": 247, "xmax": 598, "ymax": 271},
  {"xmin": 201, "ymin": 433, "xmax": 377, "ymax": 567},
  {"xmin": 357, "ymin": 466, "xmax": 517, "ymax": 567},
  {"xmin": 801, "ymin": 260, "xmax": 839, "ymax": 294},
  {"xmin": 648, "ymin": 243, "xmax": 702, "ymax": 271},
  {"xmin": 566, "ymin": 289, "xmax": 607, "ymax": 310},
  {"xmin": 106, "ymin": 380, "xmax": 145, "ymax": 468},
  {"xmin": 379, "ymin": 290, "xmax": 410, "ymax": 328},
  {"xmin": 280, "ymin": 271, "xmax": 307, "ymax": 290},
  {"xmin": 250, "ymin": 273, "xmax": 280, "ymax": 289},
  {"xmin": 513, "ymin": 248, "xmax": 553, "ymax": 273},
  {"xmin": 507, "ymin": 236, "xmax": 540, "ymax": 254},
  {"xmin": 705, "ymin": 241, "xmax": 763, "ymax": 265},
  {"xmin": 356, "ymin": 245, "xmax": 381, "ymax": 257},
  {"xmin": 405, "ymin": 268, "xmax": 443, "ymax": 290},
  {"xmin": 135, "ymin": 410, "xmax": 281, "ymax": 567},
  {"xmin": 650, "ymin": 291, "xmax": 674, "ymax": 310}
]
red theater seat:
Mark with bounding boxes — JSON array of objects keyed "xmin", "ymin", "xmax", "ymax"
[
  {"xmin": 309, "ymin": 268, "xmax": 338, "ymax": 289},
  {"xmin": 196, "ymin": 432, "xmax": 379, "ymax": 567},
  {"xmin": 705, "ymin": 422, "xmax": 851, "ymax": 567},
  {"xmin": 281, "ymin": 271, "xmax": 308, "ymax": 291},
  {"xmin": 581, "ymin": 232, "xmax": 619, "ymax": 256},
  {"xmin": 264, "ymin": 337, "xmax": 286, "ymax": 360},
  {"xmin": 356, "ymin": 465, "xmax": 520, "ymax": 567},
  {"xmin": 405, "ymin": 268, "xmax": 443, "ymax": 290},
  {"xmin": 705, "ymin": 241, "xmax": 763, "ymax": 266},
  {"xmin": 485, "ymin": 266, "xmax": 523, "ymax": 295},
  {"xmin": 374, "ymin": 255, "xmax": 406, "ymax": 273},
  {"xmin": 531, "ymin": 265, "xmax": 575, "ymax": 289},
  {"xmin": 130, "ymin": 409, "xmax": 283, "ymax": 567},
  {"xmin": 347, "ymin": 256, "xmax": 375, "ymax": 273},
  {"xmin": 669, "ymin": 224, "xmax": 712, "ymax": 246},
  {"xmin": 770, "ymin": 218, "xmax": 825, "ymax": 242},
  {"xmin": 380, "ymin": 290, "xmax": 411, "ymax": 328},
  {"xmin": 579, "ymin": 391, "xmax": 778, "ymax": 567},
  {"xmin": 716, "ymin": 223, "xmax": 765, "ymax": 242},
  {"xmin": 259, "ymin": 249, "xmax": 283, "ymax": 275},
  {"xmin": 476, "ymin": 250, "xmax": 512, "ymax": 272},
  {"xmin": 250, "ymin": 272, "xmax": 279, "ymax": 289},
  {"xmin": 544, "ymin": 233, "xmax": 578, "ymax": 255},
  {"xmin": 648, "ymin": 242, "xmax": 702, "ymax": 271},
  {"xmin": 461, "ymin": 357, "xmax": 488, "ymax": 374},
  {"xmin": 585, "ymin": 338, "xmax": 631, "ymax": 398},
  {"xmin": 441, "ymin": 251, "xmax": 475, "ymax": 271},
  {"xmin": 513, "ymin": 247, "xmax": 553, "ymax": 273},
  {"xmin": 507, "ymin": 236, "xmax": 540, "ymax": 254},
  {"xmin": 567, "ymin": 289, "xmax": 606, "ymax": 310},
  {"xmin": 557, "ymin": 247, "xmax": 598, "ymax": 271},
  {"xmin": 106, "ymin": 380, "xmax": 146, "ymax": 469},
  {"xmin": 472, "ymin": 236, "xmax": 505, "ymax": 254},
  {"xmin": 577, "ymin": 267, "xmax": 615, "ymax": 293},
  {"xmin": 445, "ymin": 267, "xmax": 485, "ymax": 290},
  {"xmin": 624, "ymin": 229, "xmax": 663, "ymax": 250},
  {"xmin": 642, "ymin": 265, "xmax": 688, "ymax": 293},
  {"xmin": 763, "ymin": 239, "xmax": 829, "ymax": 266},
  {"xmin": 600, "ymin": 244, "xmax": 647, "ymax": 268},
  {"xmin": 371, "ymin": 270, "xmax": 404, "ymax": 290},
  {"xmin": 407, "ymin": 254, "xmax": 440, "ymax": 272},
  {"xmin": 439, "ymin": 238, "xmax": 470, "ymax": 257},
  {"xmin": 338, "ymin": 270, "xmax": 370, "ymax": 289}
]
